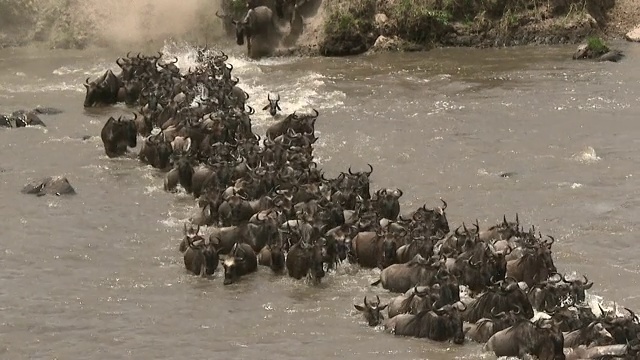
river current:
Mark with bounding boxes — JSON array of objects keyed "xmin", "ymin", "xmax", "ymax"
[{"xmin": 0, "ymin": 40, "xmax": 639, "ymax": 359}]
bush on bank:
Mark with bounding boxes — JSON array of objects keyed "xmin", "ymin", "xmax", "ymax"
[{"xmin": 321, "ymin": 0, "xmax": 616, "ymax": 56}]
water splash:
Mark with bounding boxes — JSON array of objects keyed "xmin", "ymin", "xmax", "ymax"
[{"xmin": 572, "ymin": 146, "xmax": 601, "ymax": 163}]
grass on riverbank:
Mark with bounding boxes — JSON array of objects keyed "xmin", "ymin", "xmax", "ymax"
[{"xmin": 320, "ymin": 0, "xmax": 613, "ymax": 55}]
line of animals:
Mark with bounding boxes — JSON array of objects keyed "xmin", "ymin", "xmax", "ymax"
[
  {"xmin": 215, "ymin": 0, "xmax": 313, "ymax": 59},
  {"xmin": 68, "ymin": 46, "xmax": 640, "ymax": 359},
  {"xmin": 1, "ymin": 45, "xmax": 636, "ymax": 359}
]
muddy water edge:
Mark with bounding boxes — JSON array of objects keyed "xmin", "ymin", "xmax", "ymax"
[{"xmin": 1, "ymin": 41, "xmax": 640, "ymax": 359}]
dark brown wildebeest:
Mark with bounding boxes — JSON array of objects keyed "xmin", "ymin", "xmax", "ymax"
[
  {"xmin": 100, "ymin": 115, "xmax": 138, "ymax": 158},
  {"xmin": 222, "ymin": 242, "xmax": 258, "ymax": 285},
  {"xmin": 484, "ymin": 318, "xmax": 565, "ymax": 360},
  {"xmin": 371, "ymin": 254, "xmax": 440, "ymax": 293},
  {"xmin": 183, "ymin": 236, "xmax": 219, "ymax": 277},
  {"xmin": 354, "ymin": 295, "xmax": 388, "ymax": 327},
  {"xmin": 262, "ymin": 93, "xmax": 282, "ymax": 117},
  {"xmin": 384, "ymin": 302, "xmax": 466, "ymax": 344}
]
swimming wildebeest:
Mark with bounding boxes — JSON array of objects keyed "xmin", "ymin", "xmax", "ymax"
[
  {"xmin": 183, "ymin": 235, "xmax": 220, "ymax": 277},
  {"xmin": 83, "ymin": 70, "xmax": 122, "ymax": 107},
  {"xmin": 383, "ymin": 301, "xmax": 467, "ymax": 344},
  {"xmin": 222, "ymin": 242, "xmax": 258, "ymax": 285},
  {"xmin": 484, "ymin": 318, "xmax": 565, "ymax": 360},
  {"xmin": 354, "ymin": 295, "xmax": 388, "ymax": 327},
  {"xmin": 262, "ymin": 93, "xmax": 282, "ymax": 116},
  {"xmin": 21, "ymin": 176, "xmax": 76, "ymax": 196},
  {"xmin": 100, "ymin": 115, "xmax": 138, "ymax": 158}
]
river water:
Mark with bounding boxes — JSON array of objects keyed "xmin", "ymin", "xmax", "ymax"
[{"xmin": 1, "ymin": 40, "xmax": 639, "ymax": 359}]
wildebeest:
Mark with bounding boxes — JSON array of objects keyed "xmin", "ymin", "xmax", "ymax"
[
  {"xmin": 138, "ymin": 132, "xmax": 173, "ymax": 170},
  {"xmin": 100, "ymin": 115, "xmax": 138, "ymax": 158},
  {"xmin": 354, "ymin": 295, "xmax": 388, "ymax": 327},
  {"xmin": 372, "ymin": 188, "xmax": 402, "ymax": 220},
  {"xmin": 257, "ymin": 241, "xmax": 286, "ymax": 273},
  {"xmin": 21, "ymin": 176, "xmax": 76, "ymax": 196},
  {"xmin": 216, "ymin": 6, "xmax": 287, "ymax": 59},
  {"xmin": 285, "ymin": 238, "xmax": 325, "ymax": 284},
  {"xmin": 464, "ymin": 279, "xmax": 534, "ymax": 323},
  {"xmin": 484, "ymin": 318, "xmax": 565, "ymax": 360},
  {"xmin": 183, "ymin": 236, "xmax": 219, "ymax": 277},
  {"xmin": 563, "ymin": 321, "xmax": 614, "ymax": 348},
  {"xmin": 384, "ymin": 302, "xmax": 466, "ymax": 344},
  {"xmin": 83, "ymin": 70, "xmax": 121, "ymax": 107},
  {"xmin": 262, "ymin": 93, "xmax": 282, "ymax": 116},
  {"xmin": 222, "ymin": 242, "xmax": 258, "ymax": 285},
  {"xmin": 350, "ymin": 227, "xmax": 399, "ymax": 269},
  {"xmin": 371, "ymin": 254, "xmax": 440, "ymax": 293}
]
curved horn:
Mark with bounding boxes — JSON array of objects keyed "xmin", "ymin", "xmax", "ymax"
[
  {"xmin": 312, "ymin": 108, "xmax": 319, "ymax": 117},
  {"xmin": 456, "ymin": 301, "xmax": 467, "ymax": 312},
  {"xmin": 440, "ymin": 198, "xmax": 447, "ymax": 210},
  {"xmin": 246, "ymin": 105, "xmax": 255, "ymax": 115},
  {"xmin": 545, "ymin": 235, "xmax": 555, "ymax": 246},
  {"xmin": 243, "ymin": 91, "xmax": 250, "ymax": 100},
  {"xmin": 454, "ymin": 226, "xmax": 462, "ymax": 237},
  {"xmin": 396, "ymin": 188, "xmax": 403, "ymax": 197},
  {"xmin": 366, "ymin": 163, "xmax": 373, "ymax": 176},
  {"xmin": 85, "ymin": 77, "xmax": 91, "ymax": 85}
]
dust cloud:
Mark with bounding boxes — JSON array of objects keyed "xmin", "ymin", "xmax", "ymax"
[{"xmin": 79, "ymin": 0, "xmax": 226, "ymax": 47}]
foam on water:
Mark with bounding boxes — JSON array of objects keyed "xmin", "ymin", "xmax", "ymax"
[
  {"xmin": 0, "ymin": 82, "xmax": 82, "ymax": 93},
  {"xmin": 572, "ymin": 145, "xmax": 601, "ymax": 163},
  {"xmin": 158, "ymin": 40, "xmax": 346, "ymax": 130}
]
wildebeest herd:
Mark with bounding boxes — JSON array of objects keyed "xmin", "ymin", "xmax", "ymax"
[{"xmin": 67, "ymin": 46, "xmax": 640, "ymax": 359}]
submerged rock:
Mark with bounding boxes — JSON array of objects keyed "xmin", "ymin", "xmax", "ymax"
[
  {"xmin": 0, "ymin": 109, "xmax": 48, "ymax": 128},
  {"xmin": 626, "ymin": 25, "xmax": 640, "ymax": 42},
  {"xmin": 572, "ymin": 38, "xmax": 624, "ymax": 62},
  {"xmin": 21, "ymin": 176, "xmax": 76, "ymax": 197}
]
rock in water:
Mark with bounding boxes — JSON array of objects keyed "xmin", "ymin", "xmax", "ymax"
[
  {"xmin": 626, "ymin": 25, "xmax": 640, "ymax": 42},
  {"xmin": 21, "ymin": 176, "xmax": 76, "ymax": 196}
]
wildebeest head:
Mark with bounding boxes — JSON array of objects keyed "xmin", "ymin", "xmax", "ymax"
[
  {"xmin": 83, "ymin": 77, "xmax": 103, "ymax": 107},
  {"xmin": 560, "ymin": 274, "xmax": 593, "ymax": 303},
  {"xmin": 262, "ymin": 93, "xmax": 281, "ymax": 116},
  {"xmin": 412, "ymin": 199, "xmax": 450, "ymax": 235},
  {"xmin": 180, "ymin": 223, "xmax": 201, "ymax": 253},
  {"xmin": 186, "ymin": 236, "xmax": 219, "ymax": 277},
  {"xmin": 535, "ymin": 318, "xmax": 566, "ymax": 360},
  {"xmin": 433, "ymin": 301, "xmax": 467, "ymax": 344},
  {"xmin": 222, "ymin": 243, "xmax": 246, "ymax": 285},
  {"xmin": 354, "ymin": 295, "xmax": 388, "ymax": 326},
  {"xmin": 124, "ymin": 81, "xmax": 143, "ymax": 106},
  {"xmin": 374, "ymin": 188, "xmax": 403, "ymax": 220}
]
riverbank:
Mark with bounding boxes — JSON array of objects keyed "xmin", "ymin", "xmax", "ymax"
[
  {"xmin": 317, "ymin": 0, "xmax": 636, "ymax": 56},
  {"xmin": 1, "ymin": 0, "xmax": 639, "ymax": 56}
]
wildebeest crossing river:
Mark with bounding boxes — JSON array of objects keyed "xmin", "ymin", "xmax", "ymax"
[{"xmin": 1, "ymin": 40, "xmax": 640, "ymax": 359}]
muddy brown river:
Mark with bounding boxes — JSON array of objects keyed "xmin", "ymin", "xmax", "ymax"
[{"xmin": 1, "ymin": 40, "xmax": 639, "ymax": 359}]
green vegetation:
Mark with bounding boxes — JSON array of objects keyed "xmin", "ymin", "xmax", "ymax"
[
  {"xmin": 320, "ymin": 0, "xmax": 615, "ymax": 56},
  {"xmin": 586, "ymin": 36, "xmax": 609, "ymax": 54},
  {"xmin": 320, "ymin": 0, "xmax": 377, "ymax": 56},
  {"xmin": 387, "ymin": 0, "xmax": 452, "ymax": 44}
]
